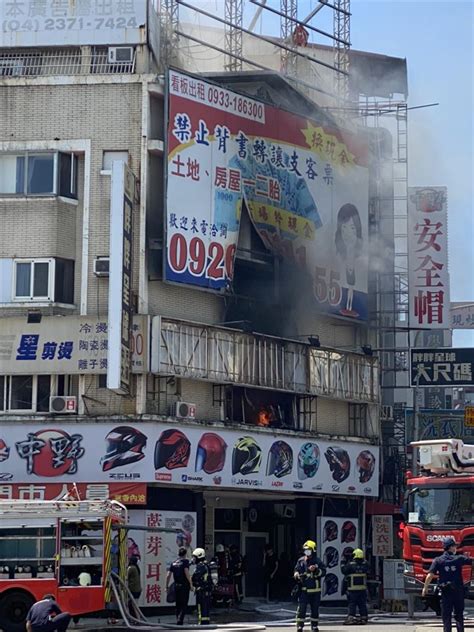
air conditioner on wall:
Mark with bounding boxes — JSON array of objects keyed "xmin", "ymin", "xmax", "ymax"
[
  {"xmin": 93, "ymin": 257, "xmax": 110, "ymax": 277},
  {"xmin": 174, "ymin": 402, "xmax": 197, "ymax": 419},
  {"xmin": 49, "ymin": 396, "xmax": 77, "ymax": 414},
  {"xmin": 107, "ymin": 46, "xmax": 134, "ymax": 64}
]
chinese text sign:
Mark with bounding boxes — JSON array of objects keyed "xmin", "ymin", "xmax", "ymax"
[
  {"xmin": 411, "ymin": 348, "xmax": 474, "ymax": 387},
  {"xmin": 372, "ymin": 515, "xmax": 393, "ymax": 557}
]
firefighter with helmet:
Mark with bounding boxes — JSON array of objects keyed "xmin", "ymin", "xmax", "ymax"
[
  {"xmin": 341, "ymin": 548, "xmax": 369, "ymax": 625},
  {"xmin": 294, "ymin": 540, "xmax": 326, "ymax": 632},
  {"xmin": 191, "ymin": 548, "xmax": 213, "ymax": 625}
]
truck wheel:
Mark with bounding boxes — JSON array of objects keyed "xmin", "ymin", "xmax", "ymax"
[{"xmin": 0, "ymin": 591, "xmax": 34, "ymax": 632}]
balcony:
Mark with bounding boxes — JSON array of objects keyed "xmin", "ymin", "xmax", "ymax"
[{"xmin": 152, "ymin": 318, "xmax": 380, "ymax": 404}]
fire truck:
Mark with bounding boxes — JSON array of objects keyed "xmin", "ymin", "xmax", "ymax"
[
  {"xmin": 403, "ymin": 439, "xmax": 474, "ymax": 598},
  {"xmin": 0, "ymin": 499, "xmax": 128, "ymax": 632}
]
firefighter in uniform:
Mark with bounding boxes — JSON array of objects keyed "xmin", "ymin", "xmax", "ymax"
[
  {"xmin": 422, "ymin": 536, "xmax": 473, "ymax": 632},
  {"xmin": 229, "ymin": 544, "xmax": 244, "ymax": 603},
  {"xmin": 294, "ymin": 540, "xmax": 326, "ymax": 632},
  {"xmin": 341, "ymin": 548, "xmax": 369, "ymax": 625},
  {"xmin": 192, "ymin": 548, "xmax": 213, "ymax": 625}
]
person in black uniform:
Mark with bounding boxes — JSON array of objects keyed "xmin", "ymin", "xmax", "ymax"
[
  {"xmin": 422, "ymin": 536, "xmax": 473, "ymax": 632},
  {"xmin": 294, "ymin": 540, "xmax": 326, "ymax": 632},
  {"xmin": 192, "ymin": 547, "xmax": 213, "ymax": 625},
  {"xmin": 166, "ymin": 547, "xmax": 193, "ymax": 625},
  {"xmin": 263, "ymin": 544, "xmax": 279, "ymax": 601},
  {"xmin": 341, "ymin": 548, "xmax": 369, "ymax": 625},
  {"xmin": 26, "ymin": 594, "xmax": 71, "ymax": 632},
  {"xmin": 229, "ymin": 544, "xmax": 245, "ymax": 604}
]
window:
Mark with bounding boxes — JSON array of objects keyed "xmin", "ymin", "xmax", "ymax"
[
  {"xmin": 13, "ymin": 258, "xmax": 74, "ymax": 303},
  {"xmin": 225, "ymin": 386, "xmax": 296, "ymax": 429},
  {"xmin": 349, "ymin": 404, "xmax": 368, "ymax": 436},
  {"xmin": 0, "ymin": 375, "xmax": 75, "ymax": 413},
  {"xmin": 102, "ymin": 151, "xmax": 129, "ymax": 172},
  {"xmin": 0, "ymin": 151, "xmax": 77, "ymax": 198}
]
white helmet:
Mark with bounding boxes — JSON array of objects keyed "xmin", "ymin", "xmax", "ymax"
[
  {"xmin": 192, "ymin": 547, "xmax": 206, "ymax": 560},
  {"xmin": 216, "ymin": 544, "xmax": 225, "ymax": 553}
]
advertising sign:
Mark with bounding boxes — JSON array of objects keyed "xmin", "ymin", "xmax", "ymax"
[
  {"xmin": 0, "ymin": 422, "xmax": 379, "ymax": 497},
  {"xmin": 318, "ymin": 516, "xmax": 360, "ymax": 601},
  {"xmin": 408, "ymin": 187, "xmax": 450, "ymax": 328},
  {"xmin": 405, "ymin": 409, "xmax": 474, "ymax": 443},
  {"xmin": 0, "ymin": 315, "xmax": 148, "ymax": 375},
  {"xmin": 0, "ymin": 482, "xmax": 146, "ymax": 504},
  {"xmin": 451, "ymin": 303, "xmax": 474, "ymax": 329},
  {"xmin": 0, "ymin": 0, "xmax": 147, "ymax": 48},
  {"xmin": 411, "ymin": 348, "xmax": 474, "ymax": 387},
  {"xmin": 372, "ymin": 515, "xmax": 393, "ymax": 557},
  {"xmin": 166, "ymin": 70, "xmax": 369, "ymax": 321}
]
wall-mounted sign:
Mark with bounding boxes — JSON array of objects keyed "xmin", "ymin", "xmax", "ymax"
[
  {"xmin": 411, "ymin": 348, "xmax": 474, "ymax": 387},
  {"xmin": 372, "ymin": 515, "xmax": 393, "ymax": 557}
]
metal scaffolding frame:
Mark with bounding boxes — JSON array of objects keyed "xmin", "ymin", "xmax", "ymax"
[
  {"xmin": 160, "ymin": 0, "xmax": 179, "ymax": 65},
  {"xmin": 333, "ymin": 0, "xmax": 350, "ymax": 102},
  {"xmin": 280, "ymin": 0, "xmax": 298, "ymax": 77},
  {"xmin": 225, "ymin": 0, "xmax": 243, "ymax": 72}
]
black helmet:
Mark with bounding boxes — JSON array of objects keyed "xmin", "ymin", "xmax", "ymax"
[
  {"xmin": 324, "ymin": 520, "xmax": 338, "ymax": 542},
  {"xmin": 323, "ymin": 546, "xmax": 339, "ymax": 568},
  {"xmin": 297, "ymin": 442, "xmax": 320, "ymax": 480},
  {"xmin": 325, "ymin": 446, "xmax": 351, "ymax": 483},
  {"xmin": 324, "ymin": 573, "xmax": 339, "ymax": 596},
  {"xmin": 154, "ymin": 429, "xmax": 191, "ymax": 470},
  {"xmin": 232, "ymin": 436, "xmax": 262, "ymax": 475},
  {"xmin": 101, "ymin": 426, "xmax": 147, "ymax": 472},
  {"xmin": 342, "ymin": 546, "xmax": 354, "ymax": 563},
  {"xmin": 342, "ymin": 521, "xmax": 356, "ymax": 543},
  {"xmin": 356, "ymin": 450, "xmax": 376, "ymax": 483},
  {"xmin": 266, "ymin": 441, "xmax": 293, "ymax": 478}
]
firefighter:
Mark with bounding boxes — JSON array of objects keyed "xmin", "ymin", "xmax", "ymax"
[
  {"xmin": 192, "ymin": 547, "xmax": 213, "ymax": 625},
  {"xmin": 294, "ymin": 540, "xmax": 326, "ymax": 632},
  {"xmin": 422, "ymin": 536, "xmax": 473, "ymax": 632},
  {"xmin": 342, "ymin": 548, "xmax": 369, "ymax": 625}
]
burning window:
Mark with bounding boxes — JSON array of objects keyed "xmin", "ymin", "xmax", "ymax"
[{"xmin": 225, "ymin": 386, "xmax": 295, "ymax": 429}]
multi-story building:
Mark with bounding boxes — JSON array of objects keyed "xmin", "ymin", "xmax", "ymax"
[{"xmin": 0, "ymin": 1, "xmax": 406, "ymax": 605}]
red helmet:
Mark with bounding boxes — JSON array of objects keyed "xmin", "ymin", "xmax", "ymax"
[
  {"xmin": 195, "ymin": 433, "xmax": 227, "ymax": 474},
  {"xmin": 342, "ymin": 521, "xmax": 357, "ymax": 543},
  {"xmin": 154, "ymin": 429, "xmax": 190, "ymax": 470},
  {"xmin": 0, "ymin": 439, "xmax": 10, "ymax": 463},
  {"xmin": 101, "ymin": 426, "xmax": 147, "ymax": 472},
  {"xmin": 356, "ymin": 450, "xmax": 376, "ymax": 483}
]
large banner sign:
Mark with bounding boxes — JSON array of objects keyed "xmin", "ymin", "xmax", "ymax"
[
  {"xmin": 408, "ymin": 187, "xmax": 450, "ymax": 328},
  {"xmin": 411, "ymin": 348, "xmax": 474, "ymax": 387},
  {"xmin": 405, "ymin": 409, "xmax": 474, "ymax": 443},
  {"xmin": 451, "ymin": 302, "xmax": 474, "ymax": 329},
  {"xmin": 0, "ymin": 422, "xmax": 379, "ymax": 497},
  {"xmin": 166, "ymin": 70, "xmax": 369, "ymax": 321},
  {"xmin": 318, "ymin": 516, "xmax": 360, "ymax": 600}
]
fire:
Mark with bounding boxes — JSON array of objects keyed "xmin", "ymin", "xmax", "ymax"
[{"xmin": 257, "ymin": 409, "xmax": 271, "ymax": 427}]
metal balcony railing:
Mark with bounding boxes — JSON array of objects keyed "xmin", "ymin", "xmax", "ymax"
[{"xmin": 153, "ymin": 318, "xmax": 380, "ymax": 404}]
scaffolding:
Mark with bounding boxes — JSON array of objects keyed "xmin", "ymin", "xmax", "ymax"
[
  {"xmin": 225, "ymin": 0, "xmax": 243, "ymax": 71},
  {"xmin": 280, "ymin": 0, "xmax": 298, "ymax": 77},
  {"xmin": 333, "ymin": 0, "xmax": 351, "ymax": 103}
]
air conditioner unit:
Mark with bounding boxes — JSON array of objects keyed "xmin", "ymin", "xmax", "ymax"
[
  {"xmin": 49, "ymin": 396, "xmax": 77, "ymax": 414},
  {"xmin": 93, "ymin": 257, "xmax": 110, "ymax": 277},
  {"xmin": 174, "ymin": 402, "xmax": 197, "ymax": 419},
  {"xmin": 108, "ymin": 46, "xmax": 134, "ymax": 64}
]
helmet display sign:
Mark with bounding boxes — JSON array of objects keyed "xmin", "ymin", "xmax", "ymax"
[
  {"xmin": 155, "ymin": 429, "xmax": 191, "ymax": 470},
  {"xmin": 297, "ymin": 442, "xmax": 320, "ymax": 480},
  {"xmin": 318, "ymin": 516, "xmax": 360, "ymax": 601},
  {"xmin": 324, "ymin": 447, "xmax": 351, "ymax": 483},
  {"xmin": 356, "ymin": 450, "xmax": 376, "ymax": 483},
  {"xmin": 232, "ymin": 436, "xmax": 262, "ymax": 475},
  {"xmin": 266, "ymin": 441, "xmax": 293, "ymax": 478},
  {"xmin": 101, "ymin": 426, "xmax": 147, "ymax": 472},
  {"xmin": 195, "ymin": 433, "xmax": 227, "ymax": 474}
]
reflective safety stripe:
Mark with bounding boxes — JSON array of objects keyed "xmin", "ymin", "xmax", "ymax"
[
  {"xmin": 305, "ymin": 588, "xmax": 321, "ymax": 593},
  {"xmin": 348, "ymin": 573, "xmax": 367, "ymax": 590}
]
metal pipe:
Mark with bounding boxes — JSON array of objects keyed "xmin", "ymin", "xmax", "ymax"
[
  {"xmin": 302, "ymin": 3, "xmax": 326, "ymax": 22},
  {"xmin": 248, "ymin": 0, "xmax": 267, "ymax": 31},
  {"xmin": 249, "ymin": 0, "xmax": 349, "ymax": 45},
  {"xmin": 176, "ymin": 0, "xmax": 348, "ymax": 75}
]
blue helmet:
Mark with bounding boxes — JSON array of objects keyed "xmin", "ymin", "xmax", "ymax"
[
  {"xmin": 443, "ymin": 536, "xmax": 457, "ymax": 550},
  {"xmin": 297, "ymin": 442, "xmax": 320, "ymax": 480}
]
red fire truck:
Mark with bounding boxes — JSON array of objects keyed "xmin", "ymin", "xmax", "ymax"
[
  {"xmin": 0, "ymin": 499, "xmax": 127, "ymax": 632},
  {"xmin": 403, "ymin": 439, "xmax": 474, "ymax": 599}
]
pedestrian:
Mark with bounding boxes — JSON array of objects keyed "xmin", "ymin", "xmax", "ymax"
[
  {"xmin": 422, "ymin": 536, "xmax": 473, "ymax": 632},
  {"xmin": 229, "ymin": 544, "xmax": 245, "ymax": 604},
  {"xmin": 263, "ymin": 544, "xmax": 279, "ymax": 601},
  {"xmin": 166, "ymin": 546, "xmax": 193, "ymax": 625},
  {"xmin": 294, "ymin": 540, "xmax": 326, "ymax": 632},
  {"xmin": 26, "ymin": 594, "xmax": 71, "ymax": 632},
  {"xmin": 341, "ymin": 548, "xmax": 369, "ymax": 625},
  {"xmin": 127, "ymin": 555, "xmax": 142, "ymax": 618},
  {"xmin": 191, "ymin": 547, "xmax": 213, "ymax": 625}
]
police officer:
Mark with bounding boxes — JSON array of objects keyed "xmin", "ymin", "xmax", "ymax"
[
  {"xmin": 166, "ymin": 547, "xmax": 193, "ymax": 625},
  {"xmin": 229, "ymin": 544, "xmax": 244, "ymax": 604},
  {"xmin": 192, "ymin": 547, "xmax": 213, "ymax": 625},
  {"xmin": 341, "ymin": 548, "xmax": 369, "ymax": 625},
  {"xmin": 294, "ymin": 540, "xmax": 326, "ymax": 632},
  {"xmin": 422, "ymin": 536, "xmax": 473, "ymax": 632}
]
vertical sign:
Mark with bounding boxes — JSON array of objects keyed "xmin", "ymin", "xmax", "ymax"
[
  {"xmin": 108, "ymin": 161, "xmax": 135, "ymax": 392},
  {"xmin": 408, "ymin": 187, "xmax": 449, "ymax": 328},
  {"xmin": 318, "ymin": 516, "xmax": 360, "ymax": 601},
  {"xmin": 372, "ymin": 515, "xmax": 393, "ymax": 557}
]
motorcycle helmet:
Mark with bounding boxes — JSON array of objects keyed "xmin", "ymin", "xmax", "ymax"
[
  {"xmin": 0, "ymin": 439, "xmax": 10, "ymax": 462},
  {"xmin": 176, "ymin": 530, "xmax": 192, "ymax": 548},
  {"xmin": 232, "ymin": 436, "xmax": 262, "ymax": 475},
  {"xmin": 342, "ymin": 546, "xmax": 354, "ymax": 563},
  {"xmin": 266, "ymin": 441, "xmax": 293, "ymax": 478},
  {"xmin": 216, "ymin": 544, "xmax": 225, "ymax": 553},
  {"xmin": 342, "ymin": 521, "xmax": 357, "ymax": 543},
  {"xmin": 325, "ymin": 446, "xmax": 351, "ymax": 483},
  {"xmin": 297, "ymin": 442, "xmax": 320, "ymax": 480},
  {"xmin": 154, "ymin": 429, "xmax": 191, "ymax": 470},
  {"xmin": 192, "ymin": 547, "xmax": 206, "ymax": 560},
  {"xmin": 100, "ymin": 426, "xmax": 147, "ymax": 472},
  {"xmin": 324, "ymin": 573, "xmax": 339, "ymax": 596},
  {"xmin": 324, "ymin": 520, "xmax": 338, "ymax": 542},
  {"xmin": 323, "ymin": 546, "xmax": 339, "ymax": 568},
  {"xmin": 356, "ymin": 450, "xmax": 376, "ymax": 483},
  {"xmin": 195, "ymin": 433, "xmax": 227, "ymax": 474}
]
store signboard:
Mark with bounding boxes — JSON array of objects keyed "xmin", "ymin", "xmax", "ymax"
[
  {"xmin": 318, "ymin": 516, "xmax": 360, "ymax": 601},
  {"xmin": 405, "ymin": 409, "xmax": 474, "ymax": 443},
  {"xmin": 0, "ymin": 482, "xmax": 146, "ymax": 504},
  {"xmin": 451, "ymin": 303, "xmax": 474, "ymax": 329},
  {"xmin": 166, "ymin": 70, "xmax": 369, "ymax": 321},
  {"xmin": 0, "ymin": 422, "xmax": 379, "ymax": 497},
  {"xmin": 372, "ymin": 515, "xmax": 393, "ymax": 557},
  {"xmin": 0, "ymin": 0, "xmax": 147, "ymax": 48},
  {"xmin": 411, "ymin": 348, "xmax": 474, "ymax": 387}
]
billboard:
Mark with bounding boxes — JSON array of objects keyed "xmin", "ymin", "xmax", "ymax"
[
  {"xmin": 372, "ymin": 515, "xmax": 393, "ymax": 557},
  {"xmin": 0, "ymin": 482, "xmax": 146, "ymax": 505},
  {"xmin": 408, "ymin": 187, "xmax": 450, "ymax": 328},
  {"xmin": 318, "ymin": 516, "xmax": 360, "ymax": 600},
  {"xmin": 451, "ymin": 302, "xmax": 474, "ymax": 329},
  {"xmin": 0, "ymin": 0, "xmax": 147, "ymax": 48},
  {"xmin": 405, "ymin": 409, "xmax": 474, "ymax": 443},
  {"xmin": 411, "ymin": 348, "xmax": 474, "ymax": 387},
  {"xmin": 0, "ymin": 315, "xmax": 148, "ymax": 374},
  {"xmin": 0, "ymin": 421, "xmax": 379, "ymax": 497},
  {"xmin": 165, "ymin": 70, "xmax": 369, "ymax": 321}
]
